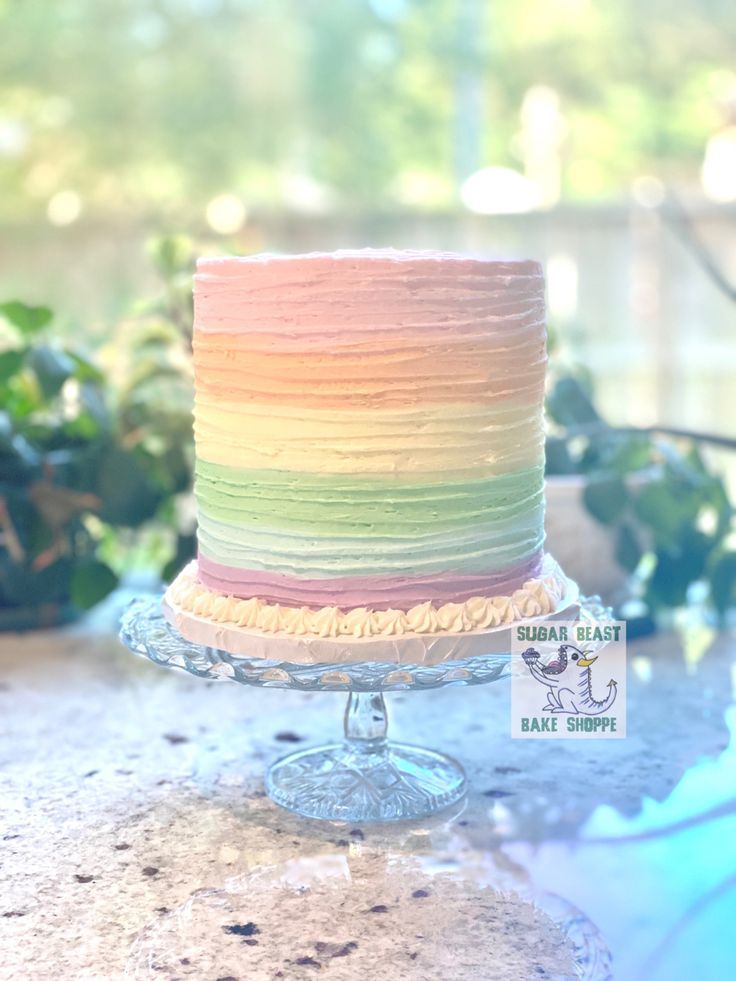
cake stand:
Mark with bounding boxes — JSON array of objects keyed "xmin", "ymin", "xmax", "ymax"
[{"xmin": 119, "ymin": 594, "xmax": 611, "ymax": 823}]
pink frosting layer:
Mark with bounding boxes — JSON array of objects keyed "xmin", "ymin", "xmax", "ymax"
[
  {"xmin": 194, "ymin": 250, "xmax": 545, "ymax": 349},
  {"xmin": 196, "ymin": 550, "xmax": 544, "ymax": 611}
]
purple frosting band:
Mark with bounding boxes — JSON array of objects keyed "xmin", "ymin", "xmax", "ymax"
[{"xmin": 196, "ymin": 550, "xmax": 544, "ymax": 611}]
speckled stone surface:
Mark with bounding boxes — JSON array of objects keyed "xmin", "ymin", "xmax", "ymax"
[
  {"xmin": 127, "ymin": 857, "xmax": 582, "ymax": 980},
  {"xmin": 2, "ymin": 591, "xmax": 734, "ymax": 980}
]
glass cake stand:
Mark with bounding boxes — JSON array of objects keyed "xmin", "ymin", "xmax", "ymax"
[{"xmin": 119, "ymin": 595, "xmax": 611, "ymax": 823}]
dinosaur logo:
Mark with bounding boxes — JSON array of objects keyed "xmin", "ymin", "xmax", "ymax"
[
  {"xmin": 521, "ymin": 643, "xmax": 617, "ymax": 715},
  {"xmin": 511, "ymin": 619, "xmax": 626, "ymax": 738}
]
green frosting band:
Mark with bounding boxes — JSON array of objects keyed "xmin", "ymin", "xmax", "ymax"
[{"xmin": 195, "ymin": 460, "xmax": 544, "ymax": 537}]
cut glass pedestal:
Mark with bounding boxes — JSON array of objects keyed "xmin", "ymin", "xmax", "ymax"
[
  {"xmin": 267, "ymin": 691, "xmax": 466, "ymax": 821},
  {"xmin": 119, "ymin": 595, "xmax": 610, "ymax": 823}
]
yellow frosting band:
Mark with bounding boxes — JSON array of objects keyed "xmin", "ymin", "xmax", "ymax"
[{"xmin": 194, "ymin": 398, "xmax": 544, "ymax": 475}]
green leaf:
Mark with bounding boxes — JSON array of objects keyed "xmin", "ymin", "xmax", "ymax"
[
  {"xmin": 68, "ymin": 351, "xmax": 105, "ymax": 383},
  {"xmin": 583, "ymin": 475, "xmax": 628, "ymax": 525},
  {"xmin": 645, "ymin": 530, "xmax": 713, "ymax": 609},
  {"xmin": 633, "ymin": 478, "xmax": 696, "ymax": 548},
  {"xmin": 0, "ymin": 553, "xmax": 75, "ymax": 607},
  {"xmin": 72, "ymin": 382, "xmax": 111, "ymax": 433},
  {"xmin": 646, "ymin": 550, "xmax": 690, "ymax": 608},
  {"xmin": 615, "ymin": 522, "xmax": 643, "ymax": 572},
  {"xmin": 708, "ymin": 551, "xmax": 736, "ymax": 616},
  {"xmin": 544, "ymin": 436, "xmax": 577, "ymax": 475},
  {"xmin": 546, "ymin": 376, "xmax": 600, "ymax": 428},
  {"xmin": 0, "ymin": 410, "xmax": 40, "ymax": 474},
  {"xmin": 163, "ymin": 532, "xmax": 197, "ymax": 582},
  {"xmin": 596, "ymin": 434, "xmax": 652, "ymax": 475},
  {"xmin": 0, "ymin": 349, "xmax": 24, "ymax": 383},
  {"xmin": 95, "ymin": 447, "xmax": 163, "ymax": 527},
  {"xmin": 0, "ymin": 301, "xmax": 52, "ymax": 335},
  {"xmin": 60, "ymin": 412, "xmax": 101, "ymax": 442},
  {"xmin": 1, "ymin": 372, "xmax": 43, "ymax": 418},
  {"xmin": 26, "ymin": 345, "xmax": 75, "ymax": 399},
  {"xmin": 27, "ymin": 512, "xmax": 55, "ymax": 559},
  {"xmin": 70, "ymin": 559, "xmax": 119, "ymax": 609},
  {"xmin": 147, "ymin": 235, "xmax": 193, "ymax": 278}
]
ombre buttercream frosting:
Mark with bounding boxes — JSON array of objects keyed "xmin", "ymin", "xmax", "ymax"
[{"xmin": 179, "ymin": 248, "xmax": 550, "ymax": 645}]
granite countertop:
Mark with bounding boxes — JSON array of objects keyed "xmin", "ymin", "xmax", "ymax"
[{"xmin": 2, "ymin": 593, "xmax": 736, "ymax": 980}]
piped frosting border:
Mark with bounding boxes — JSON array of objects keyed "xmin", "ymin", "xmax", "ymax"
[{"xmin": 165, "ymin": 556, "xmax": 567, "ymax": 639}]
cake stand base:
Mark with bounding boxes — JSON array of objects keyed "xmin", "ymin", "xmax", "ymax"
[
  {"xmin": 267, "ymin": 691, "xmax": 465, "ymax": 822},
  {"xmin": 119, "ymin": 594, "xmax": 613, "ymax": 823},
  {"xmin": 267, "ymin": 742, "xmax": 466, "ymax": 823}
]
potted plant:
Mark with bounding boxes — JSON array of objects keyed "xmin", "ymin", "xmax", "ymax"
[
  {"xmin": 0, "ymin": 299, "xmax": 182, "ymax": 628},
  {"xmin": 107, "ymin": 235, "xmax": 197, "ymax": 581},
  {"xmin": 544, "ymin": 373, "xmax": 736, "ymax": 618}
]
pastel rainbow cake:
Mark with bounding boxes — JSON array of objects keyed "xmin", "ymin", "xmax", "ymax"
[{"xmin": 165, "ymin": 249, "xmax": 566, "ymax": 647}]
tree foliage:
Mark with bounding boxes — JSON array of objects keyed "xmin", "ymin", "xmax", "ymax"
[{"xmin": 0, "ymin": 0, "xmax": 733, "ymax": 222}]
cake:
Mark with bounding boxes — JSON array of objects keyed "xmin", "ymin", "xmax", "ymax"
[{"xmin": 165, "ymin": 249, "xmax": 568, "ymax": 652}]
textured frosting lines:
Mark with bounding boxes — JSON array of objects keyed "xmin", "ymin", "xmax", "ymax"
[
  {"xmin": 194, "ymin": 250, "xmax": 545, "ymax": 343},
  {"xmin": 194, "ymin": 463, "xmax": 544, "ymax": 579},
  {"xmin": 192, "ymin": 249, "xmax": 547, "ymax": 612},
  {"xmin": 193, "ymin": 335, "xmax": 545, "ymax": 408},
  {"xmin": 193, "ymin": 402, "xmax": 545, "ymax": 474}
]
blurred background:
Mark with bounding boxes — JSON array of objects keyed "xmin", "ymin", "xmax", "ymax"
[{"xmin": 1, "ymin": 0, "xmax": 736, "ymax": 623}]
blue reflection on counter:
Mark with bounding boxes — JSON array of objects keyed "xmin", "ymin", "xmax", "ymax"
[{"xmin": 505, "ymin": 706, "xmax": 736, "ymax": 980}]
